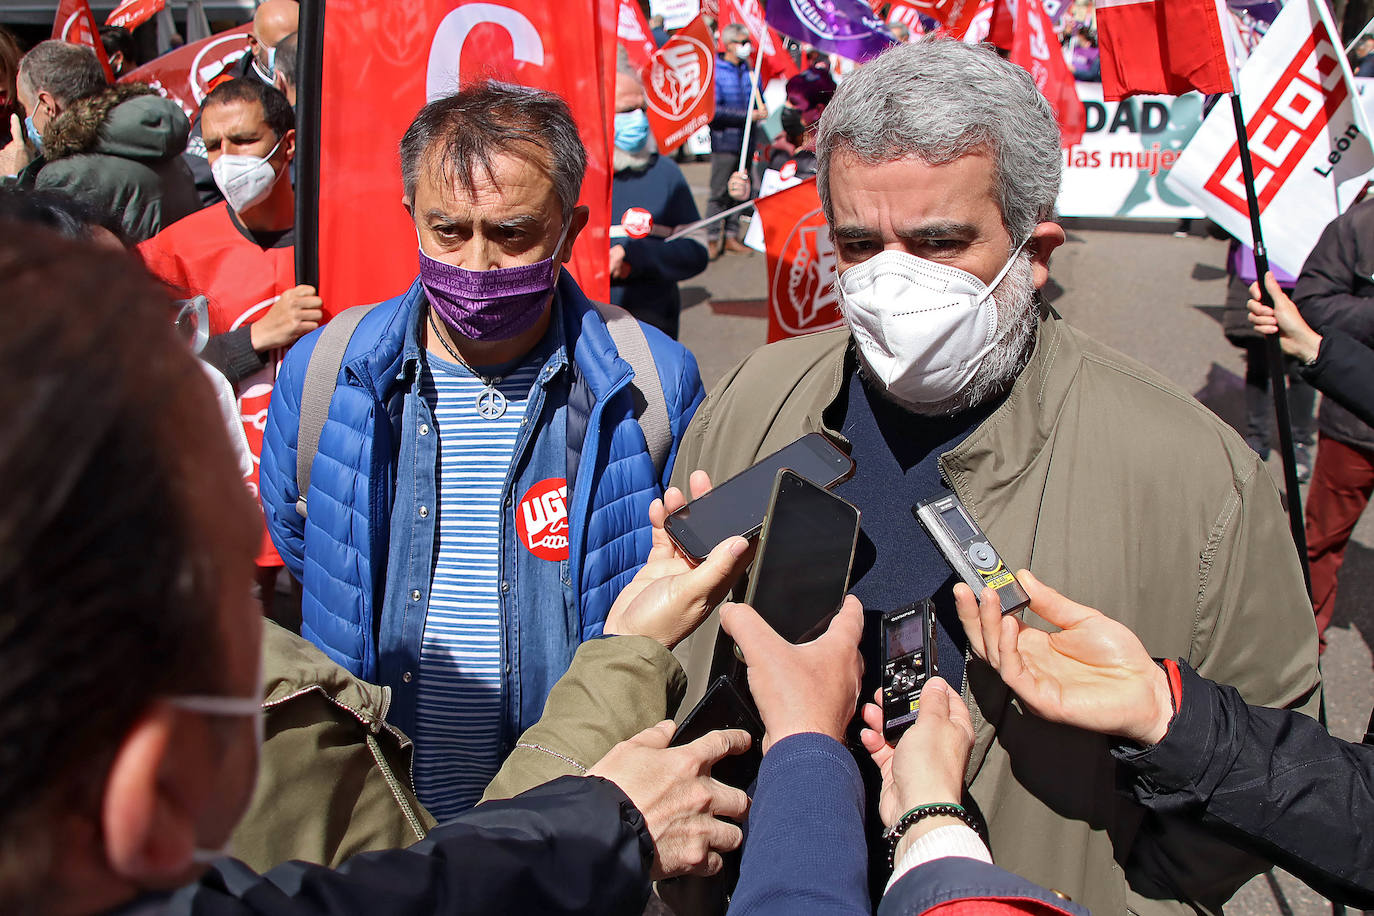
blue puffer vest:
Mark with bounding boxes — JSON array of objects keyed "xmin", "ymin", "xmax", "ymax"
[{"xmin": 259, "ymin": 272, "xmax": 705, "ymax": 681}]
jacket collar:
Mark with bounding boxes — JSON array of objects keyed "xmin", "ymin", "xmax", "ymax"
[{"xmin": 810, "ymin": 307, "xmax": 1072, "ymax": 488}]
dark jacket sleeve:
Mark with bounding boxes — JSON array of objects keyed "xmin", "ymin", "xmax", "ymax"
[
  {"xmin": 177, "ymin": 776, "xmax": 653, "ymax": 915},
  {"xmin": 622, "ymin": 168, "xmax": 709, "ymax": 285},
  {"xmin": 1299, "ymin": 328, "xmax": 1374, "ymax": 429},
  {"xmin": 728, "ymin": 733, "xmax": 870, "ymax": 915},
  {"xmin": 201, "ymin": 326, "xmax": 269, "ymax": 387},
  {"xmin": 1294, "ymin": 208, "xmax": 1374, "ymax": 345},
  {"xmin": 879, "ymin": 858, "xmax": 1088, "ymax": 915},
  {"xmin": 1113, "ymin": 661, "xmax": 1374, "ymax": 908}
]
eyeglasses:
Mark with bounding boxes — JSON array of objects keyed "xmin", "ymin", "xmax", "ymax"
[{"xmin": 175, "ymin": 295, "xmax": 210, "ymax": 354}]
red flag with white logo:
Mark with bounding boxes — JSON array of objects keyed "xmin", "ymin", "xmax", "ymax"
[
  {"xmin": 106, "ymin": 0, "xmax": 167, "ymax": 31},
  {"xmin": 756, "ymin": 179, "xmax": 844, "ymax": 343},
  {"xmin": 719, "ymin": 0, "xmax": 798, "ymax": 84},
  {"xmin": 52, "ymin": 0, "xmax": 115, "ymax": 82},
  {"xmin": 642, "ymin": 14, "xmax": 716, "ymax": 154},
  {"xmin": 883, "ymin": 2, "xmax": 928, "ymax": 36},
  {"xmin": 118, "ymin": 24, "xmax": 252, "ymax": 119},
  {"xmin": 1096, "ymin": 0, "xmax": 1234, "ymax": 101},
  {"xmin": 1006, "ymin": 0, "xmax": 1084, "ymax": 147},
  {"xmin": 618, "ymin": 0, "xmax": 657, "ymax": 71},
  {"xmin": 314, "ymin": 0, "xmax": 618, "ymax": 310},
  {"xmin": 1167, "ymin": 0, "xmax": 1373, "ymax": 276}
]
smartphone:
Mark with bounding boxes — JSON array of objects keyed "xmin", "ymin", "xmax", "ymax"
[
  {"xmin": 671, "ymin": 674, "xmax": 765, "ymax": 790},
  {"xmin": 744, "ymin": 468, "xmax": 861, "ymax": 643},
  {"xmin": 881, "ymin": 600, "xmax": 938, "ymax": 743},
  {"xmin": 665, "ymin": 432, "xmax": 854, "ymax": 561}
]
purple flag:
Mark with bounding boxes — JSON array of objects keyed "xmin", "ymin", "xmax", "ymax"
[{"xmin": 765, "ymin": 0, "xmax": 895, "ymax": 62}]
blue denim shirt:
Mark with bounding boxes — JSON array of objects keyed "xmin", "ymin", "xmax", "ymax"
[{"xmin": 377, "ymin": 302, "xmax": 577, "ymax": 748}]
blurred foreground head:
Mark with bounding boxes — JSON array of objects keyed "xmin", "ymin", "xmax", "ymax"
[{"xmin": 0, "ymin": 223, "xmax": 261, "ymax": 914}]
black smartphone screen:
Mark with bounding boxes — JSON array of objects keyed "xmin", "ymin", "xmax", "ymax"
[
  {"xmin": 745, "ymin": 469, "xmax": 860, "ymax": 644},
  {"xmin": 665, "ymin": 433, "xmax": 853, "ymax": 560}
]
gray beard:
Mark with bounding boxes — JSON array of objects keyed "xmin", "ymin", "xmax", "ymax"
[
  {"xmin": 613, "ymin": 135, "xmax": 658, "ymax": 173},
  {"xmin": 852, "ymin": 253, "xmax": 1041, "ymax": 417}
]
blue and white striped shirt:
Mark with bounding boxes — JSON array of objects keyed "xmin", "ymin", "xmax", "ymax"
[{"xmin": 411, "ymin": 352, "xmax": 541, "ymax": 820}]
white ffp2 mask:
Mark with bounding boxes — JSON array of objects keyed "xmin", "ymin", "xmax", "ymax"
[
  {"xmin": 211, "ymin": 138, "xmax": 284, "ymax": 214},
  {"xmin": 838, "ymin": 242, "xmax": 1028, "ymax": 409}
]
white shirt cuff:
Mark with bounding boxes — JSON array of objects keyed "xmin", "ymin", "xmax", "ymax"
[{"xmin": 884, "ymin": 824, "xmax": 993, "ymax": 895}]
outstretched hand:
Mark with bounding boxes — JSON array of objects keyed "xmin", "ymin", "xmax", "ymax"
[
  {"xmin": 604, "ymin": 470, "xmax": 751, "ymax": 649},
  {"xmin": 954, "ymin": 570, "xmax": 1173, "ymax": 746}
]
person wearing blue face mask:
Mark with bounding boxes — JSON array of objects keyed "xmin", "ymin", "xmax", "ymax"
[
  {"xmin": 259, "ymin": 80, "xmax": 707, "ymax": 824},
  {"xmin": 609, "ymin": 51, "xmax": 709, "ymax": 340}
]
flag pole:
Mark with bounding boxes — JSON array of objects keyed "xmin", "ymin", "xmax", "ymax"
[
  {"xmin": 736, "ymin": 46, "xmax": 766, "ymax": 175},
  {"xmin": 295, "ymin": 0, "xmax": 323, "ymax": 291},
  {"xmin": 1226, "ymin": 91, "xmax": 1312, "ymax": 596}
]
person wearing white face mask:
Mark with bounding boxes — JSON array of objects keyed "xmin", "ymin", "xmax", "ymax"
[
  {"xmin": 706, "ymin": 23, "xmax": 766, "ymax": 258},
  {"xmin": 139, "ymin": 77, "xmax": 325, "ymax": 625},
  {"xmin": 670, "ymin": 39, "xmax": 1319, "ymax": 916}
]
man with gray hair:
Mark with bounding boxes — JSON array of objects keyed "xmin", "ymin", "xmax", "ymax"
[
  {"xmin": 2, "ymin": 40, "xmax": 197, "ymax": 240},
  {"xmin": 260, "ymin": 80, "xmax": 706, "ymax": 823},
  {"xmin": 671, "ymin": 39, "xmax": 1319, "ymax": 914}
]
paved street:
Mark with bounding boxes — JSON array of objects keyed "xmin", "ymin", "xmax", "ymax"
[{"xmin": 671, "ymin": 159, "xmax": 1372, "ymax": 915}]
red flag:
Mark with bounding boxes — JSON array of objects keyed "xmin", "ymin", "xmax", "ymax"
[
  {"xmin": 52, "ymin": 0, "xmax": 115, "ymax": 83},
  {"xmin": 642, "ymin": 14, "xmax": 716, "ymax": 154},
  {"xmin": 756, "ymin": 179, "xmax": 844, "ymax": 343},
  {"xmin": 618, "ymin": 0, "xmax": 656, "ymax": 71},
  {"xmin": 106, "ymin": 0, "xmax": 166, "ymax": 31},
  {"xmin": 1096, "ymin": 0, "xmax": 1234, "ymax": 101},
  {"xmin": 1007, "ymin": 0, "xmax": 1084, "ymax": 147},
  {"xmin": 720, "ymin": 0, "xmax": 798, "ymax": 84},
  {"xmin": 315, "ymin": 0, "xmax": 619, "ymax": 310},
  {"xmin": 987, "ymin": 0, "xmax": 1014, "ymax": 48},
  {"xmin": 119, "ymin": 25, "xmax": 252, "ymax": 119},
  {"xmin": 905, "ymin": 0, "xmax": 982, "ymax": 39}
]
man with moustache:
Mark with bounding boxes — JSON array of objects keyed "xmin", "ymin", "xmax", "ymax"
[{"xmin": 670, "ymin": 39, "xmax": 1320, "ymax": 916}]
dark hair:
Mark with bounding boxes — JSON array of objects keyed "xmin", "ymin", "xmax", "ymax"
[
  {"xmin": 98, "ymin": 25, "xmax": 137, "ymax": 68},
  {"xmin": 18, "ymin": 40, "xmax": 107, "ymax": 106},
  {"xmin": 0, "ymin": 187, "xmax": 126, "ymax": 245},
  {"xmin": 0, "ymin": 26, "xmax": 22, "ymax": 113},
  {"xmin": 273, "ymin": 31, "xmax": 298, "ymax": 91},
  {"xmin": 0, "ymin": 221, "xmax": 257, "ymax": 906},
  {"xmin": 202, "ymin": 77, "xmax": 295, "ymax": 141},
  {"xmin": 399, "ymin": 80, "xmax": 586, "ymax": 215}
]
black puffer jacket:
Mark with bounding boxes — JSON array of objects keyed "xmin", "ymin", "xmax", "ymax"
[
  {"xmin": 109, "ymin": 776, "xmax": 654, "ymax": 915},
  {"xmin": 1115, "ymin": 662, "xmax": 1373, "ymax": 908},
  {"xmin": 31, "ymin": 83, "xmax": 199, "ymax": 242},
  {"xmin": 1294, "ymin": 199, "xmax": 1374, "ymax": 450}
]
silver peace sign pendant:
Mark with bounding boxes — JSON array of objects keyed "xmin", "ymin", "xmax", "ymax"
[{"xmin": 475, "ymin": 385, "xmax": 508, "ymax": 420}]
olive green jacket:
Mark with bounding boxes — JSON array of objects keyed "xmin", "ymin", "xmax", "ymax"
[
  {"xmin": 231, "ymin": 625, "xmax": 683, "ymax": 871},
  {"xmin": 670, "ymin": 314, "xmax": 1321, "ymax": 916},
  {"xmin": 231, "ymin": 623, "xmax": 435, "ymax": 871}
]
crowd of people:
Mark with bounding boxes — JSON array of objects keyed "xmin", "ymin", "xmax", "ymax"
[{"xmin": 6, "ymin": 2, "xmax": 1374, "ymax": 915}]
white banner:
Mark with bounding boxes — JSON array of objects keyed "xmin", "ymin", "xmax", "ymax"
[
  {"xmin": 1167, "ymin": 0, "xmax": 1374, "ymax": 276},
  {"xmin": 1058, "ymin": 84, "xmax": 1207, "ymax": 219},
  {"xmin": 649, "ymin": 0, "xmax": 700, "ymax": 29}
]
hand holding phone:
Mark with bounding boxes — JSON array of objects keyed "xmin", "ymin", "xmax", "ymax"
[
  {"xmin": 718, "ymin": 597, "xmax": 865, "ymax": 754},
  {"xmin": 665, "ymin": 433, "xmax": 854, "ymax": 561}
]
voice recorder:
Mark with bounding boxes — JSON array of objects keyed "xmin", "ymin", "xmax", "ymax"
[
  {"xmin": 881, "ymin": 600, "xmax": 938, "ymax": 741},
  {"xmin": 913, "ymin": 492, "xmax": 1030, "ymax": 616}
]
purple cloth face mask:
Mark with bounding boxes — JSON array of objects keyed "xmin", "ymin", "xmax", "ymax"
[{"xmin": 418, "ymin": 220, "xmax": 569, "ymax": 341}]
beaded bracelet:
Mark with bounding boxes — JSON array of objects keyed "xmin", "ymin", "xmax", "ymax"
[{"xmin": 882, "ymin": 803, "xmax": 983, "ymax": 871}]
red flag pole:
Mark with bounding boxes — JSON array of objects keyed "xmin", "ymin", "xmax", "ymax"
[
  {"xmin": 1226, "ymin": 91, "xmax": 1311, "ymax": 597},
  {"xmin": 295, "ymin": 0, "xmax": 322, "ymax": 291}
]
